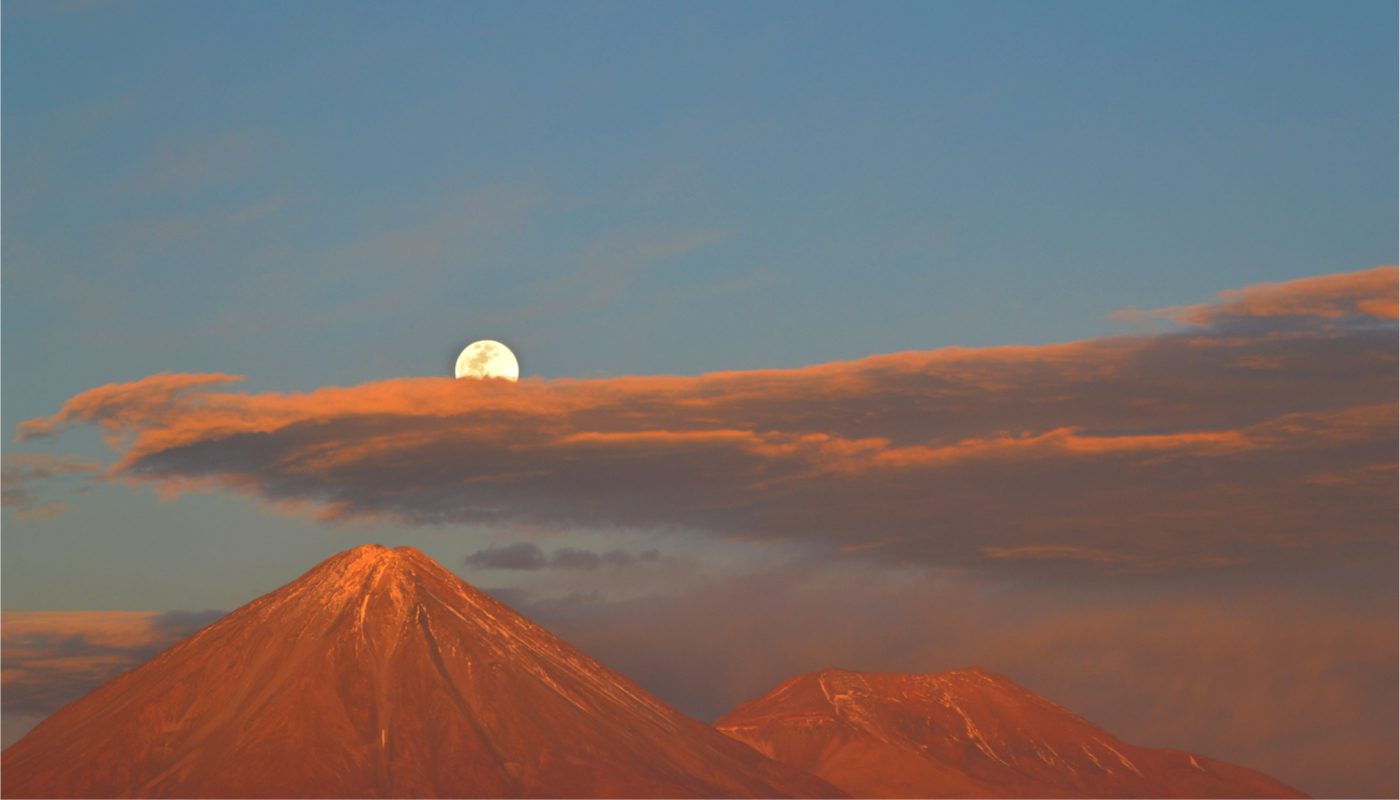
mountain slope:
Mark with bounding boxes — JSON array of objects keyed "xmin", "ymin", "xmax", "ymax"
[
  {"xmin": 716, "ymin": 668, "xmax": 1305, "ymax": 799},
  {"xmin": 1, "ymin": 545, "xmax": 841, "ymax": 799}
]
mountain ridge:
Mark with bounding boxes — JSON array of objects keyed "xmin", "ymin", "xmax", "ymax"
[{"xmin": 716, "ymin": 667, "xmax": 1306, "ymax": 798}]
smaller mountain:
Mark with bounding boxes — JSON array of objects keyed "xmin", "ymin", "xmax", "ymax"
[{"xmin": 716, "ymin": 668, "xmax": 1305, "ymax": 799}]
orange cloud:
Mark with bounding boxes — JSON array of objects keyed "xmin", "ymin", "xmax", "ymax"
[
  {"xmin": 16, "ymin": 372, "xmax": 246, "ymax": 450},
  {"xmin": 1115, "ymin": 265, "xmax": 1398, "ymax": 326},
  {"xmin": 2, "ymin": 611, "xmax": 175, "ymax": 650},
  {"xmin": 18, "ymin": 268, "xmax": 1397, "ymax": 573}
]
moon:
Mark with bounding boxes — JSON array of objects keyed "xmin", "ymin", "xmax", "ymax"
[{"xmin": 455, "ymin": 340, "xmax": 519, "ymax": 381}]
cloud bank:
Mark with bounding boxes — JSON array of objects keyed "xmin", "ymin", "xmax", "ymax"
[{"xmin": 20, "ymin": 267, "xmax": 1397, "ymax": 575}]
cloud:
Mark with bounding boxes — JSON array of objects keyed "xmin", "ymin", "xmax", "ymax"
[
  {"xmin": 10, "ymin": 501, "xmax": 76, "ymax": 520},
  {"xmin": 115, "ymin": 133, "xmax": 270, "ymax": 196},
  {"xmin": 466, "ymin": 542, "xmax": 661, "ymax": 571},
  {"xmin": 1113, "ymin": 265, "xmax": 1398, "ymax": 326},
  {"xmin": 0, "ymin": 610, "xmax": 223, "ymax": 725},
  {"xmin": 128, "ymin": 196, "xmax": 285, "ymax": 245},
  {"xmin": 17, "ymin": 267, "xmax": 1398, "ymax": 575},
  {"xmin": 1, "ymin": 453, "xmax": 101, "ymax": 517},
  {"xmin": 199, "ymin": 184, "xmax": 541, "ymax": 340},
  {"xmin": 465, "ymin": 542, "xmax": 548, "ymax": 570},
  {"xmin": 16, "ymin": 372, "xmax": 242, "ymax": 442},
  {"xmin": 559, "ymin": 547, "xmax": 660, "ymax": 569},
  {"xmin": 981, "ymin": 544, "xmax": 1133, "ymax": 563}
]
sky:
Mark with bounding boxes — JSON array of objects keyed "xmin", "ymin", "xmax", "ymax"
[{"xmin": 2, "ymin": 1, "xmax": 1397, "ymax": 797}]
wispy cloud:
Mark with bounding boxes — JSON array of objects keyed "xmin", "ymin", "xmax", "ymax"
[
  {"xmin": 114, "ymin": 133, "xmax": 272, "ymax": 196},
  {"xmin": 981, "ymin": 544, "xmax": 1134, "ymax": 564},
  {"xmin": 199, "ymin": 183, "xmax": 541, "ymax": 339},
  {"xmin": 18, "ymin": 268, "xmax": 1398, "ymax": 575},
  {"xmin": 466, "ymin": 224, "xmax": 735, "ymax": 334},
  {"xmin": 466, "ymin": 542, "xmax": 661, "ymax": 571},
  {"xmin": 1, "ymin": 453, "xmax": 101, "ymax": 518},
  {"xmin": 128, "ymin": 196, "xmax": 285, "ymax": 245}
]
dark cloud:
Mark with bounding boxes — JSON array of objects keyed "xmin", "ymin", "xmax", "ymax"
[
  {"xmin": 466, "ymin": 543, "xmax": 662, "ymax": 571},
  {"xmin": 464, "ymin": 542, "xmax": 548, "ymax": 570},
  {"xmin": 551, "ymin": 547, "xmax": 660, "ymax": 570},
  {"xmin": 18, "ymin": 268, "xmax": 1396, "ymax": 578},
  {"xmin": 616, "ymin": 548, "xmax": 659, "ymax": 565},
  {"xmin": 550, "ymin": 547, "xmax": 605, "ymax": 570},
  {"xmin": 0, "ymin": 610, "xmax": 222, "ymax": 721}
]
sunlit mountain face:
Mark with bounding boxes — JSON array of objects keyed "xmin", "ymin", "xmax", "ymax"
[{"xmin": 0, "ymin": 545, "xmax": 839, "ymax": 799}]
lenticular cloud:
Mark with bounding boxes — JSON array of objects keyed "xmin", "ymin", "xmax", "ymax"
[{"xmin": 21, "ymin": 267, "xmax": 1398, "ymax": 574}]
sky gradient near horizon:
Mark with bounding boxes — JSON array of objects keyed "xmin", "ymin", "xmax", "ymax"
[{"xmin": 2, "ymin": 2, "xmax": 1397, "ymax": 797}]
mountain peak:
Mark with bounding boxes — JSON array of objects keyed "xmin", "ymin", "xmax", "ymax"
[
  {"xmin": 278, "ymin": 544, "xmax": 445, "ymax": 633},
  {"xmin": 3, "ymin": 546, "xmax": 841, "ymax": 799},
  {"xmin": 322, "ymin": 542, "xmax": 428, "ymax": 570}
]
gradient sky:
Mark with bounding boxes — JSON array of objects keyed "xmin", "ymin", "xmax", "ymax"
[{"xmin": 2, "ymin": 2, "xmax": 1397, "ymax": 797}]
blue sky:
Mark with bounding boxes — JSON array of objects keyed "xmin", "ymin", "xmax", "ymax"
[
  {"xmin": 5, "ymin": 1, "xmax": 1395, "ymax": 405},
  {"xmin": 2, "ymin": 4, "xmax": 1397, "ymax": 792},
  {"xmin": 3, "ymin": 0, "xmax": 1394, "ymax": 601}
]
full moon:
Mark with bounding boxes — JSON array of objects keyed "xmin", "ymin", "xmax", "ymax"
[{"xmin": 454, "ymin": 340, "xmax": 519, "ymax": 381}]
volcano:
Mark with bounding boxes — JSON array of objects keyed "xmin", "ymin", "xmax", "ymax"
[
  {"xmin": 0, "ymin": 545, "xmax": 839, "ymax": 798},
  {"xmin": 716, "ymin": 668, "xmax": 1305, "ymax": 798}
]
